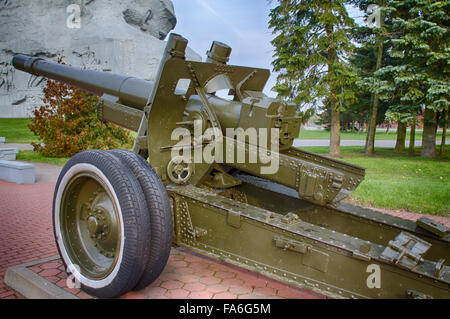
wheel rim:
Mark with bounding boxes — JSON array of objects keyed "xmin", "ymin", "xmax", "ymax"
[{"xmin": 59, "ymin": 171, "xmax": 121, "ymax": 280}]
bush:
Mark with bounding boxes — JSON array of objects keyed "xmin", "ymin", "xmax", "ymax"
[{"xmin": 29, "ymin": 63, "xmax": 133, "ymax": 158}]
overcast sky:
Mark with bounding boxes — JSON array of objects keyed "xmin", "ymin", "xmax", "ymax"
[{"xmin": 172, "ymin": 0, "xmax": 365, "ymax": 97}]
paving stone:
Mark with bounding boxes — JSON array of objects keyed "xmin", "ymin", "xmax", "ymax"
[
  {"xmin": 193, "ymin": 269, "xmax": 215, "ymax": 277},
  {"xmin": 40, "ymin": 262, "xmax": 62, "ymax": 270},
  {"xmin": 214, "ymin": 271, "xmax": 236, "ymax": 280},
  {"xmin": 140, "ymin": 286, "xmax": 167, "ymax": 298},
  {"xmin": 171, "ymin": 260, "xmax": 188, "ymax": 268},
  {"xmin": 122, "ymin": 291, "xmax": 146, "ymax": 299},
  {"xmin": 222, "ymin": 278, "xmax": 245, "ymax": 287},
  {"xmin": 39, "ymin": 268, "xmax": 61, "ymax": 277},
  {"xmin": 148, "ymin": 278, "xmax": 163, "ymax": 288},
  {"xmin": 176, "ymin": 267, "xmax": 195, "ymax": 275},
  {"xmin": 228, "ymin": 285, "xmax": 253, "ymax": 295},
  {"xmin": 188, "ymin": 291, "xmax": 214, "ymax": 299},
  {"xmin": 161, "ymin": 280, "xmax": 184, "ymax": 290},
  {"xmin": 177, "ymin": 274, "xmax": 201, "ymax": 284},
  {"xmin": 277, "ymin": 287, "xmax": 316, "ymax": 299},
  {"xmin": 213, "ymin": 292, "xmax": 237, "ymax": 299},
  {"xmin": 158, "ymin": 272, "xmax": 182, "ymax": 282},
  {"xmin": 238, "ymin": 293, "xmax": 265, "ymax": 299},
  {"xmin": 188, "ymin": 262, "xmax": 210, "ymax": 271},
  {"xmin": 254, "ymin": 287, "xmax": 277, "ymax": 296},
  {"xmin": 267, "ymin": 280, "xmax": 290, "ymax": 291},
  {"xmin": 183, "ymin": 282, "xmax": 206, "ymax": 293},
  {"xmin": 199, "ymin": 276, "xmax": 221, "ymax": 285},
  {"xmin": 242, "ymin": 277, "xmax": 268, "ymax": 289},
  {"xmin": 183, "ymin": 255, "xmax": 205, "ymax": 263},
  {"xmin": 55, "ymin": 279, "xmax": 68, "ymax": 289},
  {"xmin": 165, "ymin": 288, "xmax": 189, "ymax": 299},
  {"xmin": 0, "ymin": 290, "xmax": 15, "ymax": 298},
  {"xmin": 206, "ymin": 284, "xmax": 229, "ymax": 294},
  {"xmin": 28, "ymin": 266, "xmax": 42, "ymax": 274},
  {"xmin": 77, "ymin": 291, "xmax": 93, "ymax": 299},
  {"xmin": 236, "ymin": 271, "xmax": 259, "ymax": 282}
]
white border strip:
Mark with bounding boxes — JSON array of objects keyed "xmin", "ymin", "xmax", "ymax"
[{"xmin": 54, "ymin": 163, "xmax": 125, "ymax": 289}]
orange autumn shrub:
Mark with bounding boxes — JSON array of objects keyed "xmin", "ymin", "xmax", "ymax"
[{"xmin": 29, "ymin": 63, "xmax": 133, "ymax": 158}]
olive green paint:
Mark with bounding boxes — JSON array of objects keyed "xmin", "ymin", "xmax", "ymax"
[{"xmin": 13, "ymin": 33, "xmax": 450, "ymax": 299}]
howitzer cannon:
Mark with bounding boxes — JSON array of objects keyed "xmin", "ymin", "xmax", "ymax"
[{"xmin": 13, "ymin": 34, "xmax": 450, "ymax": 299}]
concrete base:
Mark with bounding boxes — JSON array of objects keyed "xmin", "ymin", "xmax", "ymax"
[
  {"xmin": 4, "ymin": 257, "xmax": 78, "ymax": 299},
  {"xmin": 0, "ymin": 160, "xmax": 35, "ymax": 184},
  {"xmin": 0, "ymin": 143, "xmax": 33, "ymax": 151},
  {"xmin": 0, "ymin": 148, "xmax": 18, "ymax": 161}
]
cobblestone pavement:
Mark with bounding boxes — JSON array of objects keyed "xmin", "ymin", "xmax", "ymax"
[
  {"xmin": 0, "ymin": 182, "xmax": 56, "ymax": 299},
  {"xmin": 1, "ymin": 176, "xmax": 449, "ymax": 299},
  {"xmin": 29, "ymin": 249, "xmax": 325, "ymax": 299}
]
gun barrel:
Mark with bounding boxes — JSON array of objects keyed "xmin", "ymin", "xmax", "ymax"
[{"xmin": 12, "ymin": 54, "xmax": 154, "ymax": 110}]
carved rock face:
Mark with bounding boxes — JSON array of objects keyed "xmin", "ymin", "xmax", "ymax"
[
  {"xmin": 122, "ymin": 0, "xmax": 177, "ymax": 40},
  {"xmin": 0, "ymin": 0, "xmax": 195, "ymax": 118}
]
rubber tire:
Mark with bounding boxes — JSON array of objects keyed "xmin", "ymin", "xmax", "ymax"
[
  {"xmin": 108, "ymin": 149, "xmax": 173, "ymax": 290},
  {"xmin": 52, "ymin": 150, "xmax": 151, "ymax": 298}
]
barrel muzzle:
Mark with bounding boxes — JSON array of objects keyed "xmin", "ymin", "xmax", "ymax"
[{"xmin": 12, "ymin": 54, "xmax": 43, "ymax": 76}]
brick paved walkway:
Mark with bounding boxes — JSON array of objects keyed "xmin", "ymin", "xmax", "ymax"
[
  {"xmin": 1, "ymin": 179, "xmax": 448, "ymax": 299},
  {"xmin": 0, "ymin": 181, "xmax": 56, "ymax": 299},
  {"xmin": 28, "ymin": 249, "xmax": 324, "ymax": 299}
]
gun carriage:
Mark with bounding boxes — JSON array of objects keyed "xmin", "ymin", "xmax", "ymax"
[{"xmin": 13, "ymin": 34, "xmax": 450, "ymax": 299}]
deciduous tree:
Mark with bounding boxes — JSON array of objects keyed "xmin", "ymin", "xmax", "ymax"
[{"xmin": 29, "ymin": 60, "xmax": 133, "ymax": 157}]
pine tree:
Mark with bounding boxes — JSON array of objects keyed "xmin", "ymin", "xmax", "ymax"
[
  {"xmin": 269, "ymin": 0, "xmax": 358, "ymax": 157},
  {"xmin": 349, "ymin": 0, "xmax": 389, "ymax": 155},
  {"xmin": 370, "ymin": 0, "xmax": 449, "ymax": 158},
  {"xmin": 349, "ymin": 19, "xmax": 391, "ymax": 143}
]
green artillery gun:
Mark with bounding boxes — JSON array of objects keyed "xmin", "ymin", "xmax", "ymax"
[{"xmin": 13, "ymin": 34, "xmax": 449, "ymax": 299}]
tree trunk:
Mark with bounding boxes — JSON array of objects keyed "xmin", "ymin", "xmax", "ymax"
[
  {"xmin": 421, "ymin": 108, "xmax": 437, "ymax": 158},
  {"xmin": 386, "ymin": 122, "xmax": 390, "ymax": 134},
  {"xmin": 365, "ymin": 118, "xmax": 370, "ymax": 149},
  {"xmin": 330, "ymin": 106, "xmax": 341, "ymax": 157},
  {"xmin": 440, "ymin": 106, "xmax": 448, "ymax": 156},
  {"xmin": 365, "ymin": 95, "xmax": 379, "ymax": 154},
  {"xmin": 365, "ymin": 41, "xmax": 384, "ymax": 155},
  {"xmin": 409, "ymin": 115, "xmax": 416, "ymax": 156},
  {"xmin": 326, "ymin": 21, "xmax": 341, "ymax": 158},
  {"xmin": 365, "ymin": 94, "xmax": 375, "ymax": 154},
  {"xmin": 365, "ymin": 10, "xmax": 384, "ymax": 155},
  {"xmin": 395, "ymin": 121, "xmax": 407, "ymax": 152}
]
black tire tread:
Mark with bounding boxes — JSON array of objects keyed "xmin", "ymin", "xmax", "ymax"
[
  {"xmin": 108, "ymin": 149, "xmax": 173, "ymax": 290},
  {"xmin": 52, "ymin": 150, "xmax": 151, "ymax": 298}
]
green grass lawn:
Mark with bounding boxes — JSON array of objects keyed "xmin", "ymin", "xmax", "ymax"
[
  {"xmin": 302, "ymin": 146, "xmax": 450, "ymax": 216},
  {"xmin": 299, "ymin": 129, "xmax": 443, "ymax": 141},
  {"xmin": 16, "ymin": 150, "xmax": 70, "ymax": 166},
  {"xmin": 0, "ymin": 118, "xmax": 39, "ymax": 144}
]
